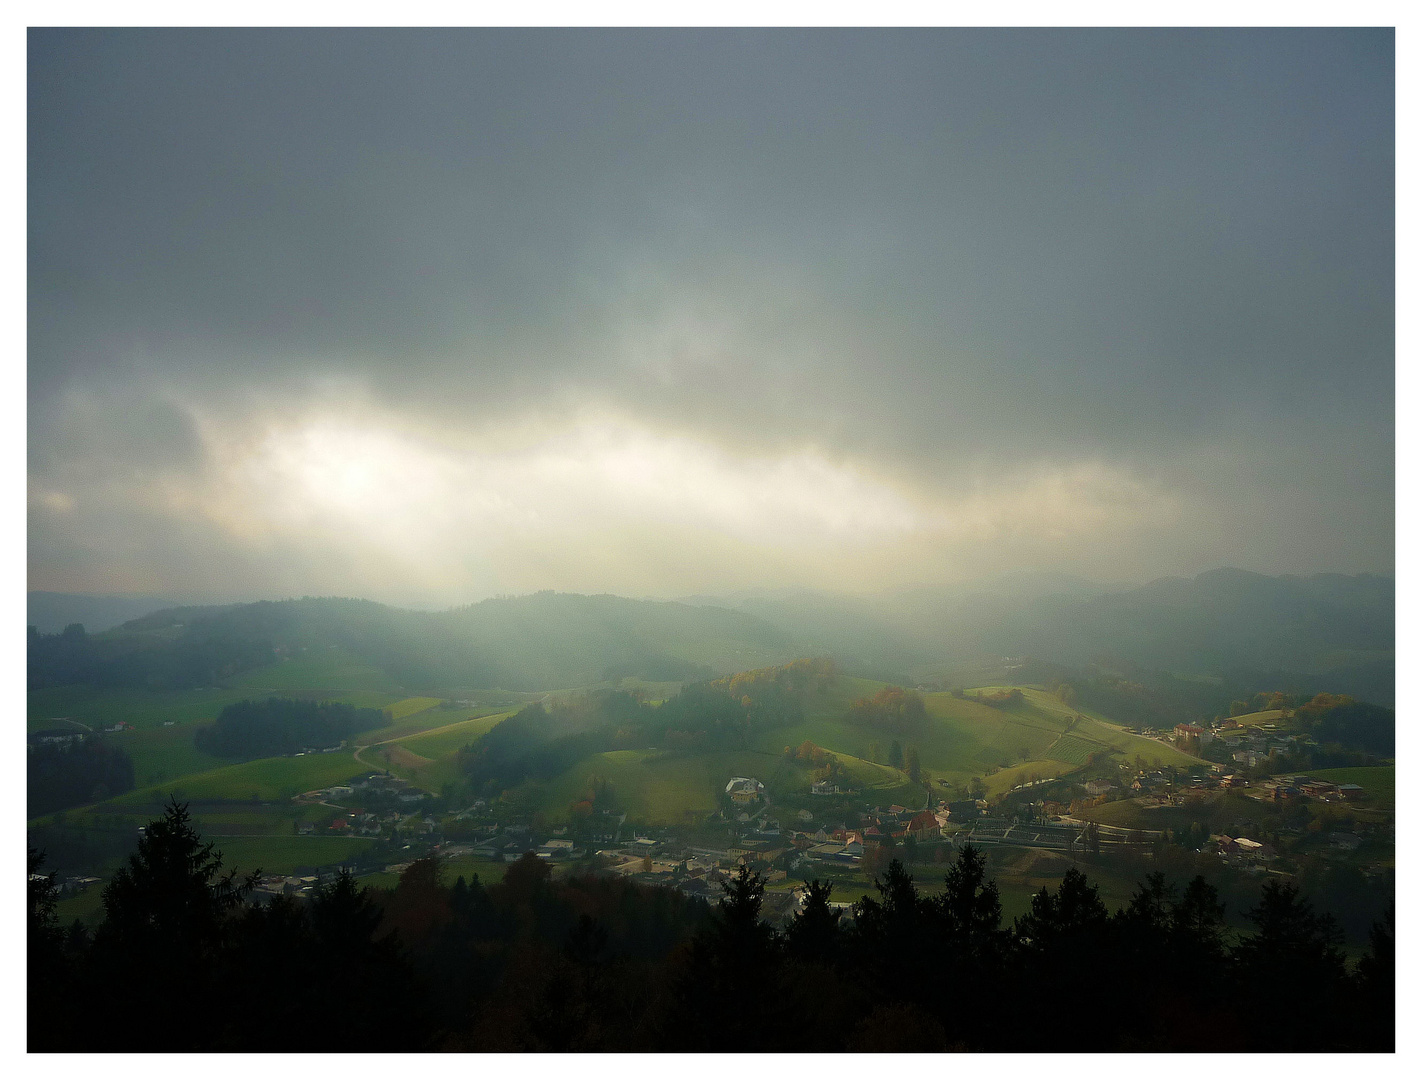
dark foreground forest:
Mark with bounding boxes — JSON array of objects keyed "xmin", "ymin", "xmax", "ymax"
[{"xmin": 29, "ymin": 801, "xmax": 1393, "ymax": 1053}]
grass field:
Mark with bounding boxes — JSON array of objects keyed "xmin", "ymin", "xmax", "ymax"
[
  {"xmin": 748, "ymin": 677, "xmax": 1197, "ymax": 796},
  {"xmin": 27, "ymin": 685, "xmax": 257, "ymax": 731},
  {"xmin": 1309, "ymin": 766, "xmax": 1395, "ymax": 810},
  {"xmin": 387, "ymin": 696, "xmax": 444, "ymax": 720},
  {"xmin": 108, "ymin": 751, "xmax": 367, "ymax": 807},
  {"xmin": 395, "ymin": 710, "xmax": 512, "ymax": 759},
  {"xmin": 983, "ymin": 760, "xmax": 1069, "ymax": 798},
  {"xmin": 108, "ymin": 723, "xmax": 227, "ymax": 787},
  {"xmin": 1228, "ymin": 709, "xmax": 1287, "ymax": 727},
  {"xmin": 356, "ymin": 710, "xmax": 514, "ymax": 793},
  {"xmin": 207, "ymin": 834, "xmax": 376, "ymax": 877}
]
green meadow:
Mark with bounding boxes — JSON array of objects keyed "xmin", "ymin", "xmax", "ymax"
[
  {"xmin": 27, "ymin": 685, "xmax": 256, "ymax": 731},
  {"xmin": 109, "ymin": 751, "xmax": 367, "ymax": 807},
  {"xmin": 395, "ymin": 710, "xmax": 513, "ymax": 759},
  {"xmin": 108, "ymin": 723, "xmax": 227, "ymax": 787}
]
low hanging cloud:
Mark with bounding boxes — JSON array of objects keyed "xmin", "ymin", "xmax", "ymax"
[
  {"xmin": 27, "ymin": 30, "xmax": 1393, "ymax": 603},
  {"xmin": 30, "ymin": 385, "xmax": 1189, "ymax": 603}
]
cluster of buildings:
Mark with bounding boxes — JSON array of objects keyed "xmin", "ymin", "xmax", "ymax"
[{"xmin": 1256, "ymin": 775, "xmax": 1366, "ymax": 803}]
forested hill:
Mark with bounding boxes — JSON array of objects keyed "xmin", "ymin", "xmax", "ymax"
[{"xmin": 27, "ymin": 592, "xmax": 799, "ymax": 693}]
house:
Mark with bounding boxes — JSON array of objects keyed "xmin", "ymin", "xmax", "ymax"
[
  {"xmin": 1084, "ymin": 779, "xmax": 1115, "ymax": 797},
  {"xmin": 1174, "ymin": 723, "xmax": 1212, "ymax": 745},
  {"xmin": 796, "ymin": 809, "xmax": 814, "ymax": 823},
  {"xmin": 810, "ymin": 779, "xmax": 840, "ymax": 796},
  {"xmin": 726, "ymin": 777, "xmax": 765, "ymax": 804}
]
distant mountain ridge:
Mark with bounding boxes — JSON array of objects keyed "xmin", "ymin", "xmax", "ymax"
[
  {"xmin": 29, "ymin": 592, "xmax": 801, "ymax": 693},
  {"xmin": 27, "ymin": 591, "xmax": 181, "ymax": 634},
  {"xmin": 687, "ymin": 569, "xmax": 1395, "ymax": 705},
  {"xmin": 28, "ymin": 569, "xmax": 1393, "ymax": 704}
]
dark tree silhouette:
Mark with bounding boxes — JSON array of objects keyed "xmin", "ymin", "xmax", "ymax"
[{"xmin": 84, "ymin": 799, "xmax": 257, "ymax": 1050}]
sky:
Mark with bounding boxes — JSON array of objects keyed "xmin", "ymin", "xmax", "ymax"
[{"xmin": 27, "ymin": 28, "xmax": 1395, "ymax": 607}]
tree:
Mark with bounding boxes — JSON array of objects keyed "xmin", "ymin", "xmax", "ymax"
[
  {"xmin": 96, "ymin": 799, "xmax": 254, "ymax": 953},
  {"xmin": 28, "ymin": 848, "xmax": 67, "ymax": 1049},
  {"xmin": 936, "ymin": 844, "xmax": 1002, "ymax": 949},
  {"xmin": 784, "ymin": 878, "xmax": 841, "ymax": 964},
  {"xmin": 1232, "ymin": 880, "xmax": 1348, "ymax": 1050},
  {"xmin": 1356, "ymin": 903, "xmax": 1394, "ymax": 1051},
  {"xmin": 85, "ymin": 799, "xmax": 257, "ymax": 1050},
  {"xmin": 907, "ymin": 747, "xmax": 921, "ymax": 784},
  {"xmin": 889, "ymin": 740, "xmax": 904, "ymax": 769}
]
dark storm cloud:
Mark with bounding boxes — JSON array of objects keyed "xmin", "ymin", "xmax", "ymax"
[{"xmin": 27, "ymin": 29, "xmax": 1394, "ymax": 602}]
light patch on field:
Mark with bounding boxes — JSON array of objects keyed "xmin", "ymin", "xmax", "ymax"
[
  {"xmin": 397, "ymin": 711, "xmax": 513, "ymax": 759},
  {"xmin": 387, "ymin": 697, "xmax": 443, "ymax": 720},
  {"xmin": 1228, "ymin": 709, "xmax": 1286, "ymax": 727},
  {"xmin": 379, "ymin": 744, "xmax": 433, "ymax": 770},
  {"xmin": 984, "ymin": 760, "xmax": 1073, "ymax": 798}
]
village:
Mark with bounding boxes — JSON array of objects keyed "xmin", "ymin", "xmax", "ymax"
[{"xmin": 260, "ymin": 729, "xmax": 1389, "ymax": 923}]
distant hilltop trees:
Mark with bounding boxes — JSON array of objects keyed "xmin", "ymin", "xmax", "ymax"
[{"xmin": 846, "ymin": 685, "xmax": 927, "ymax": 733}]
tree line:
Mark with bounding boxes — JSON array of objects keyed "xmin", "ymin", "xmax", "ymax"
[
  {"xmin": 194, "ymin": 697, "xmax": 383, "ymax": 759},
  {"xmin": 29, "ymin": 800, "xmax": 1392, "ymax": 1052},
  {"xmin": 27, "ymin": 738, "xmax": 135, "ymax": 818}
]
